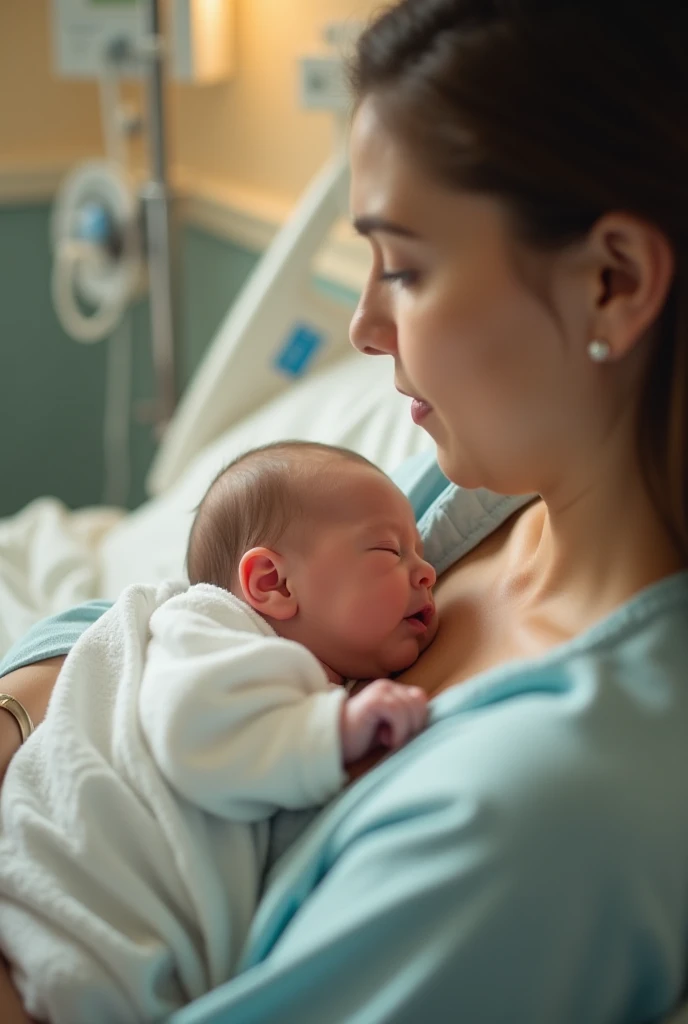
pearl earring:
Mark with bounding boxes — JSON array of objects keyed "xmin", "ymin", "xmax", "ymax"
[{"xmin": 587, "ymin": 338, "xmax": 611, "ymax": 363}]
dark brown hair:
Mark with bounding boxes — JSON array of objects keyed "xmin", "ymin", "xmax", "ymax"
[
  {"xmin": 186, "ymin": 441, "xmax": 381, "ymax": 590},
  {"xmin": 349, "ymin": 0, "xmax": 688, "ymax": 554}
]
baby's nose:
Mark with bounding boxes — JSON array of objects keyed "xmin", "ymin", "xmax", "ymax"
[{"xmin": 412, "ymin": 557, "xmax": 436, "ymax": 590}]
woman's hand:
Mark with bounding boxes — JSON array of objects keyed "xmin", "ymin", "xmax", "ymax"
[{"xmin": 0, "ymin": 656, "xmax": 65, "ymax": 784}]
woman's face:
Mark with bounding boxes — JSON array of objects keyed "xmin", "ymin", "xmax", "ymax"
[{"xmin": 349, "ymin": 97, "xmax": 606, "ymax": 497}]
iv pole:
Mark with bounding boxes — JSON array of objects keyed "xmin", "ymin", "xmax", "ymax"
[{"xmin": 139, "ymin": 0, "xmax": 177, "ymax": 433}]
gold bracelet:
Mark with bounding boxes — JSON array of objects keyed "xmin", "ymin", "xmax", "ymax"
[{"xmin": 0, "ymin": 694, "xmax": 35, "ymax": 745}]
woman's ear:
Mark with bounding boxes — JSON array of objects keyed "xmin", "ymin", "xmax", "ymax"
[
  {"xmin": 238, "ymin": 547, "xmax": 297, "ymax": 621},
  {"xmin": 588, "ymin": 212, "xmax": 675, "ymax": 359}
]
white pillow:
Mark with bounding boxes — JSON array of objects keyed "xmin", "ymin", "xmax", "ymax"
[{"xmin": 99, "ymin": 351, "xmax": 433, "ymax": 598}]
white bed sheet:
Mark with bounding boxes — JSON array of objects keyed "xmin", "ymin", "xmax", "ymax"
[
  {"xmin": 0, "ymin": 501, "xmax": 123, "ymax": 658},
  {"xmin": 0, "ymin": 351, "xmax": 431, "ymax": 657}
]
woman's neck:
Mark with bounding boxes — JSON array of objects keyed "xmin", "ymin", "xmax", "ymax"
[{"xmin": 498, "ymin": 465, "xmax": 685, "ymax": 635}]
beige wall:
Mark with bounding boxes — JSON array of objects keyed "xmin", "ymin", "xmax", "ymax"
[
  {"xmin": 0, "ymin": 2, "xmax": 102, "ymax": 168},
  {"xmin": 0, "ymin": 0, "xmax": 380, "ymax": 208}
]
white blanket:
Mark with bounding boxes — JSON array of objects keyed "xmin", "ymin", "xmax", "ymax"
[
  {"xmin": 0, "ymin": 581, "xmax": 346, "ymax": 1023},
  {"xmin": 0, "ymin": 498, "xmax": 123, "ymax": 658}
]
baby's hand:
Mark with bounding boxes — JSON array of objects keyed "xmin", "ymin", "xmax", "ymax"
[{"xmin": 340, "ymin": 679, "xmax": 428, "ymax": 764}]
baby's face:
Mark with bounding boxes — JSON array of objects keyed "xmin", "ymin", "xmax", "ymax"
[{"xmin": 288, "ymin": 466, "xmax": 438, "ymax": 680}]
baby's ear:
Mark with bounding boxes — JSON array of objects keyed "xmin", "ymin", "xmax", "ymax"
[{"xmin": 238, "ymin": 547, "xmax": 297, "ymax": 621}]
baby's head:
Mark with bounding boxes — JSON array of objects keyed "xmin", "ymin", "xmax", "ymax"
[{"xmin": 186, "ymin": 441, "xmax": 438, "ymax": 680}]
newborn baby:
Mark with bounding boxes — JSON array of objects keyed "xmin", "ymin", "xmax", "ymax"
[{"xmin": 0, "ymin": 441, "xmax": 438, "ymax": 1024}]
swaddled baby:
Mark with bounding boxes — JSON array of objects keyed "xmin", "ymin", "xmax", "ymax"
[{"xmin": 0, "ymin": 441, "xmax": 438, "ymax": 1024}]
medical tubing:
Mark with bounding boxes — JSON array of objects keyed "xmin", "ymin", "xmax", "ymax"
[
  {"xmin": 102, "ymin": 311, "xmax": 133, "ymax": 507},
  {"xmin": 140, "ymin": 0, "xmax": 177, "ymax": 429},
  {"xmin": 51, "ymin": 239, "xmax": 128, "ymax": 344},
  {"xmin": 98, "ymin": 58, "xmax": 126, "ymax": 168}
]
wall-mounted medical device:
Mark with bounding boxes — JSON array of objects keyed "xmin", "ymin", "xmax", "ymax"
[
  {"xmin": 51, "ymin": 159, "xmax": 142, "ymax": 344},
  {"xmin": 49, "ymin": 0, "xmax": 235, "ymax": 447},
  {"xmin": 53, "ymin": 0, "xmax": 234, "ymax": 84},
  {"xmin": 49, "ymin": 0, "xmax": 233, "ymax": 505}
]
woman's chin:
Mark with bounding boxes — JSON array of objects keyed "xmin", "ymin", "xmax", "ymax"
[{"xmin": 435, "ymin": 445, "xmax": 493, "ymax": 492}]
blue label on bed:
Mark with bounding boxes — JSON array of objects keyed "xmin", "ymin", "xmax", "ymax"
[{"xmin": 273, "ymin": 323, "xmax": 324, "ymax": 378}]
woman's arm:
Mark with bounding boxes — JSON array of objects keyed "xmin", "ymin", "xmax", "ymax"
[
  {"xmin": 0, "ymin": 657, "xmax": 65, "ymax": 784},
  {"xmin": 0, "ymin": 956, "xmax": 36, "ymax": 1024},
  {"xmin": 0, "ymin": 600, "xmax": 112, "ymax": 786},
  {"xmin": 0, "ymin": 659, "xmax": 61, "ymax": 1024}
]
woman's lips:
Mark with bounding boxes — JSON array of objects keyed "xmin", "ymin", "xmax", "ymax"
[
  {"xmin": 395, "ymin": 385, "xmax": 433, "ymax": 425},
  {"xmin": 410, "ymin": 398, "xmax": 433, "ymax": 424}
]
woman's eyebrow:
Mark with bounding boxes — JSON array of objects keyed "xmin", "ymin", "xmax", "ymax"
[{"xmin": 352, "ymin": 215, "xmax": 420, "ymax": 239}]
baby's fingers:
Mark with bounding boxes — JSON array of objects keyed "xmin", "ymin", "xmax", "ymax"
[
  {"xmin": 402, "ymin": 685, "xmax": 428, "ymax": 735},
  {"xmin": 377, "ymin": 688, "xmax": 426, "ymax": 749}
]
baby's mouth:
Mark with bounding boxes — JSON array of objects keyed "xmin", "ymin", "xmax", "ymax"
[{"xmin": 403, "ymin": 603, "xmax": 435, "ymax": 631}]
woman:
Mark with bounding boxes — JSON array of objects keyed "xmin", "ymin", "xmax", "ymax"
[{"xmin": 2, "ymin": 0, "xmax": 688, "ymax": 1020}]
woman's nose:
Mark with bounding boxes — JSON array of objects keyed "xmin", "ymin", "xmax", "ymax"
[
  {"xmin": 412, "ymin": 557, "xmax": 436, "ymax": 591},
  {"xmin": 349, "ymin": 286, "xmax": 397, "ymax": 356}
]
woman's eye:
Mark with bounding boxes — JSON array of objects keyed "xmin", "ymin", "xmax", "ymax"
[{"xmin": 378, "ymin": 269, "xmax": 418, "ymax": 287}]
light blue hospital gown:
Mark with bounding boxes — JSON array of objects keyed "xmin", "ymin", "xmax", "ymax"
[{"xmin": 3, "ymin": 452, "xmax": 688, "ymax": 1024}]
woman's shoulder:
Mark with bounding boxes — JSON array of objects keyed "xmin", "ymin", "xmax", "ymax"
[{"xmin": 425, "ymin": 564, "xmax": 688, "ymax": 779}]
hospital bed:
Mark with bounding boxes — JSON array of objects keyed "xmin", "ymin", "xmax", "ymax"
[
  {"xmin": 0, "ymin": 347, "xmax": 432, "ymax": 653},
  {"xmin": 0, "ymin": 154, "xmax": 432, "ymax": 655},
  {"xmin": 1, "ymin": 155, "xmax": 687, "ymax": 1024}
]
